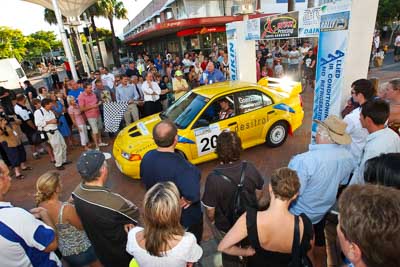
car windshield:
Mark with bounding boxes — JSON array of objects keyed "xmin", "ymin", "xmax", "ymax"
[{"xmin": 161, "ymin": 92, "xmax": 208, "ymax": 129}]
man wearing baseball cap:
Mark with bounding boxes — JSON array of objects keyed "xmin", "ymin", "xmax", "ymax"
[
  {"xmin": 172, "ymin": 70, "xmax": 189, "ymax": 101},
  {"xmin": 72, "ymin": 150, "xmax": 140, "ymax": 267},
  {"xmin": 288, "ymin": 115, "xmax": 356, "ymax": 267}
]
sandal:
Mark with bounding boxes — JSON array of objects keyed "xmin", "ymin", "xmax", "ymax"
[
  {"xmin": 15, "ymin": 174, "xmax": 25, "ymax": 180},
  {"xmin": 22, "ymin": 166, "xmax": 33, "ymax": 171}
]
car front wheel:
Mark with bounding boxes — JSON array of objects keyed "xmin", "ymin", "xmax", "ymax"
[{"xmin": 266, "ymin": 121, "xmax": 289, "ymax": 147}]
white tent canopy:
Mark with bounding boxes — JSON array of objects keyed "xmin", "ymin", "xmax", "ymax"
[{"xmin": 24, "ymin": 0, "xmax": 96, "ymax": 18}]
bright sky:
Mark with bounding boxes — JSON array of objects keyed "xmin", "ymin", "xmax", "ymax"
[{"xmin": 0, "ymin": 0, "xmax": 152, "ymax": 38}]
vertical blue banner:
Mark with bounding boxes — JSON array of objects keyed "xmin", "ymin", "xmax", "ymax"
[
  {"xmin": 226, "ymin": 23, "xmax": 238, "ymax": 81},
  {"xmin": 311, "ymin": 10, "xmax": 351, "ymax": 140}
]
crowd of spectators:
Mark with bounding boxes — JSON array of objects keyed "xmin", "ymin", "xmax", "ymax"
[
  {"xmin": 0, "ymin": 109, "xmax": 398, "ymax": 266},
  {"xmin": 256, "ymin": 40, "xmax": 317, "ymax": 90},
  {"xmin": 0, "ymin": 47, "xmax": 399, "ymax": 267}
]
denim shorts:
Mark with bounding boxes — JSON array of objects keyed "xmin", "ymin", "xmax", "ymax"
[{"xmin": 63, "ymin": 246, "xmax": 98, "ymax": 267}]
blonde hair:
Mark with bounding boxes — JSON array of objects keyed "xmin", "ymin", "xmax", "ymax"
[
  {"xmin": 35, "ymin": 172, "xmax": 60, "ymax": 206},
  {"xmin": 66, "ymin": 95, "xmax": 75, "ymax": 105},
  {"xmin": 143, "ymin": 182, "xmax": 184, "ymax": 256}
]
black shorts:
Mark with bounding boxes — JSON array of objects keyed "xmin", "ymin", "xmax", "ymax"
[
  {"xmin": 304, "ymin": 68, "xmax": 315, "ymax": 80},
  {"xmin": 313, "ymin": 216, "xmax": 327, "ymax": 247},
  {"xmin": 24, "ymin": 129, "xmax": 42, "ymax": 145}
]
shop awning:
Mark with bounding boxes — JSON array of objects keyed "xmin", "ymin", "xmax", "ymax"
[
  {"xmin": 124, "ymin": 14, "xmax": 268, "ymax": 44},
  {"xmin": 177, "ymin": 26, "xmax": 226, "ymax": 37}
]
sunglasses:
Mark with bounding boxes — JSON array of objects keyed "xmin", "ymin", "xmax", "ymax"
[{"xmin": 351, "ymin": 90, "xmax": 357, "ymax": 95}]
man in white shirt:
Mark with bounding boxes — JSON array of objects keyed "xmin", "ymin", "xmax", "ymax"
[
  {"xmin": 182, "ymin": 53, "xmax": 193, "ymax": 75},
  {"xmin": 288, "ymin": 45, "xmax": 300, "ymax": 80},
  {"xmin": 299, "ymin": 41, "xmax": 310, "ymax": 59},
  {"xmin": 0, "ymin": 162, "xmax": 61, "ymax": 267},
  {"xmin": 351, "ymin": 99, "xmax": 400, "ymax": 185},
  {"xmin": 37, "ymin": 86, "xmax": 48, "ymax": 101},
  {"xmin": 101, "ymin": 67, "xmax": 115, "ymax": 90},
  {"xmin": 280, "ymin": 44, "xmax": 290, "ymax": 74},
  {"xmin": 34, "ymin": 98, "xmax": 69, "ymax": 170},
  {"xmin": 14, "ymin": 94, "xmax": 53, "ymax": 161},
  {"xmin": 141, "ymin": 72, "xmax": 161, "ymax": 117},
  {"xmin": 343, "ymin": 79, "xmax": 375, "ymax": 161}
]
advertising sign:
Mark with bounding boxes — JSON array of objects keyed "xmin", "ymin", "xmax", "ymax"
[
  {"xmin": 226, "ymin": 23, "xmax": 238, "ymax": 81},
  {"xmin": 312, "ymin": 6, "xmax": 351, "ymax": 139},
  {"xmin": 260, "ymin": 11, "xmax": 299, "ymax": 39},
  {"xmin": 245, "ymin": 18, "xmax": 260, "ymax": 40},
  {"xmin": 299, "ymin": 7, "xmax": 321, "ymax": 37}
]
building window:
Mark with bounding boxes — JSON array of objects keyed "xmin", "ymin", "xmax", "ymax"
[
  {"xmin": 166, "ymin": 10, "xmax": 173, "ymax": 20},
  {"xmin": 156, "ymin": 16, "xmax": 161, "ymax": 24}
]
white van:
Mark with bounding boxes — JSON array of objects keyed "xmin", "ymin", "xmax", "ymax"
[{"xmin": 0, "ymin": 58, "xmax": 27, "ymax": 91}]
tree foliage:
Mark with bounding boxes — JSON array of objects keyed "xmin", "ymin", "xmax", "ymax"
[
  {"xmin": 0, "ymin": 27, "xmax": 27, "ymax": 61},
  {"xmin": 25, "ymin": 31, "xmax": 62, "ymax": 58},
  {"xmin": 98, "ymin": 0, "xmax": 128, "ymax": 66},
  {"xmin": 0, "ymin": 27, "xmax": 62, "ymax": 61},
  {"xmin": 377, "ymin": 0, "xmax": 400, "ymax": 26}
]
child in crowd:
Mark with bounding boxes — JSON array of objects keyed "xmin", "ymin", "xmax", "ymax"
[
  {"xmin": 261, "ymin": 65, "xmax": 268, "ymax": 78},
  {"xmin": 274, "ymin": 60, "xmax": 284, "ymax": 78},
  {"xmin": 67, "ymin": 96, "xmax": 89, "ymax": 150},
  {"xmin": 0, "ymin": 115, "xmax": 31, "ymax": 179}
]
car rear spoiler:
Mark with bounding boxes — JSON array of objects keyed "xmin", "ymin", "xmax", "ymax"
[{"xmin": 257, "ymin": 77, "xmax": 302, "ymax": 96}]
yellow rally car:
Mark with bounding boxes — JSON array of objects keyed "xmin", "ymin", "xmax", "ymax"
[{"xmin": 113, "ymin": 77, "xmax": 304, "ymax": 179}]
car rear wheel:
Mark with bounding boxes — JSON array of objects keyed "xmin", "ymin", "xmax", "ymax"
[{"xmin": 266, "ymin": 121, "xmax": 288, "ymax": 147}]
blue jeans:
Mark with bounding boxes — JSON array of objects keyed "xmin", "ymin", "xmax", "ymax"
[{"xmin": 63, "ymin": 246, "xmax": 98, "ymax": 267}]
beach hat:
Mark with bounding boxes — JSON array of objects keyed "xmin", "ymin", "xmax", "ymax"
[
  {"xmin": 314, "ymin": 115, "xmax": 352, "ymax": 145},
  {"xmin": 175, "ymin": 70, "xmax": 183, "ymax": 76}
]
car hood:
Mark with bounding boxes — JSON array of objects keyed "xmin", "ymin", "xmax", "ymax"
[{"xmin": 115, "ymin": 114, "xmax": 161, "ymax": 153}]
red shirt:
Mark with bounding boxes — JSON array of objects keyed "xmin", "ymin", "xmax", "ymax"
[
  {"xmin": 78, "ymin": 92, "xmax": 100, "ymax": 119},
  {"xmin": 201, "ymin": 61, "xmax": 208, "ymax": 71},
  {"xmin": 64, "ymin": 61, "xmax": 71, "ymax": 71}
]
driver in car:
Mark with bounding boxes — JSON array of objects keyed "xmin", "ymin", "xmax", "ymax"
[{"xmin": 218, "ymin": 98, "xmax": 234, "ymax": 120}]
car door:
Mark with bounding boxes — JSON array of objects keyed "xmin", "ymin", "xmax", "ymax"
[
  {"xmin": 235, "ymin": 89, "xmax": 274, "ymax": 148},
  {"xmin": 190, "ymin": 94, "xmax": 241, "ymax": 163}
]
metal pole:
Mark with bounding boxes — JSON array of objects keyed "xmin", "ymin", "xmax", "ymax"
[
  {"xmin": 51, "ymin": 0, "xmax": 78, "ymax": 81},
  {"xmin": 83, "ymin": 13, "xmax": 98, "ymax": 70},
  {"xmin": 73, "ymin": 17, "xmax": 90, "ymax": 75}
]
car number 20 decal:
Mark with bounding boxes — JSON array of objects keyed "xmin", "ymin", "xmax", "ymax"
[{"xmin": 195, "ymin": 124, "xmax": 221, "ymax": 157}]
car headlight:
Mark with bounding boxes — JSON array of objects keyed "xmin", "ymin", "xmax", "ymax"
[{"xmin": 121, "ymin": 152, "xmax": 142, "ymax": 161}]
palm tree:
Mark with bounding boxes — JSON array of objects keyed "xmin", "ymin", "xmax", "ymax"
[
  {"xmin": 86, "ymin": 3, "xmax": 105, "ymax": 67},
  {"xmin": 43, "ymin": 8, "xmax": 81, "ymax": 61},
  {"xmin": 99, "ymin": 0, "xmax": 128, "ymax": 67}
]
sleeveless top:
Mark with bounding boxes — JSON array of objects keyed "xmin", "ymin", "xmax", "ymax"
[
  {"xmin": 56, "ymin": 203, "xmax": 92, "ymax": 256},
  {"xmin": 246, "ymin": 208, "xmax": 313, "ymax": 267}
]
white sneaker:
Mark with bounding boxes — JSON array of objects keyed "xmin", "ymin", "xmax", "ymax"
[{"xmin": 98, "ymin": 142, "xmax": 108, "ymax": 147}]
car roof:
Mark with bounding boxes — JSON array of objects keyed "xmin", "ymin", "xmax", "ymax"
[{"xmin": 191, "ymin": 81, "xmax": 260, "ymax": 98}]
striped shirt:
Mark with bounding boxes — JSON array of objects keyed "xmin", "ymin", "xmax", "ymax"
[{"xmin": 0, "ymin": 202, "xmax": 61, "ymax": 267}]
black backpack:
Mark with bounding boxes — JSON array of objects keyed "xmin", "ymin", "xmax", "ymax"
[{"xmin": 213, "ymin": 161, "xmax": 258, "ymax": 227}]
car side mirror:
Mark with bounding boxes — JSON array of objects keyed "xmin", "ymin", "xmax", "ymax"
[{"xmin": 194, "ymin": 119, "xmax": 210, "ymax": 128}]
